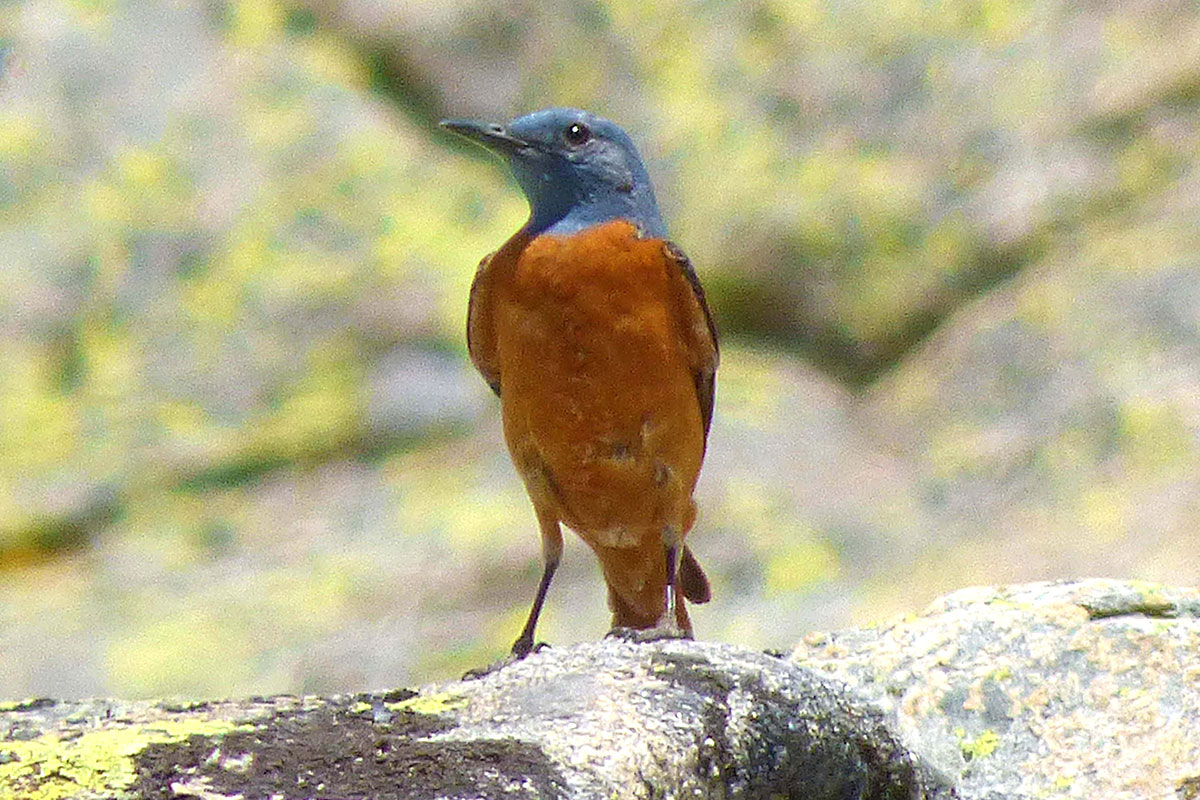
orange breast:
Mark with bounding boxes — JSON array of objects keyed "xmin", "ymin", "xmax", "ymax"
[{"xmin": 494, "ymin": 220, "xmax": 705, "ymax": 548}]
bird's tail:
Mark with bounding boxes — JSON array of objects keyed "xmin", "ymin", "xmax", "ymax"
[{"xmin": 679, "ymin": 546, "xmax": 710, "ymax": 604}]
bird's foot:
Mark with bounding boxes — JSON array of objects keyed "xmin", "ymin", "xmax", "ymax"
[
  {"xmin": 461, "ymin": 641, "xmax": 549, "ymax": 680},
  {"xmin": 605, "ymin": 624, "xmax": 692, "ymax": 644}
]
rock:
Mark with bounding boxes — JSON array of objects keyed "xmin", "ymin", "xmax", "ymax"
[
  {"xmin": 5, "ymin": 581, "xmax": 1195, "ymax": 798},
  {"xmin": 793, "ymin": 579, "xmax": 1200, "ymax": 799},
  {"xmin": 862, "ymin": 172, "xmax": 1200, "ymax": 596},
  {"xmin": 0, "ymin": 639, "xmax": 953, "ymax": 800},
  {"xmin": 0, "ymin": 0, "xmax": 520, "ymax": 552}
]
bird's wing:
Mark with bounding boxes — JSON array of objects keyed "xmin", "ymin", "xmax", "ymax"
[
  {"xmin": 466, "ymin": 250, "xmax": 502, "ymax": 397},
  {"xmin": 663, "ymin": 241, "xmax": 719, "ymax": 441}
]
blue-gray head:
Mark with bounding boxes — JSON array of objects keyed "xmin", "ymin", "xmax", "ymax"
[{"xmin": 440, "ymin": 107, "xmax": 667, "ymax": 239}]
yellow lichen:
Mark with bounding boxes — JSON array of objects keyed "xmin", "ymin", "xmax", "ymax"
[
  {"xmin": 0, "ymin": 718, "xmax": 251, "ymax": 800},
  {"xmin": 956, "ymin": 728, "xmax": 1000, "ymax": 759},
  {"xmin": 0, "ymin": 700, "xmax": 43, "ymax": 713},
  {"xmin": 385, "ymin": 692, "xmax": 467, "ymax": 716}
]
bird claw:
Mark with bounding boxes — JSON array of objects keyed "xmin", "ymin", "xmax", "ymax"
[
  {"xmin": 605, "ymin": 624, "xmax": 692, "ymax": 644},
  {"xmin": 461, "ymin": 642, "xmax": 550, "ymax": 680}
]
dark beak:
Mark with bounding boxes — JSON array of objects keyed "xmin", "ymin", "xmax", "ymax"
[{"xmin": 439, "ymin": 118, "xmax": 527, "ymax": 156}]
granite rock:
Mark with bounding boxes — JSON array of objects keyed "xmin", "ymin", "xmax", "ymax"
[{"xmin": 794, "ymin": 579, "xmax": 1200, "ymax": 799}]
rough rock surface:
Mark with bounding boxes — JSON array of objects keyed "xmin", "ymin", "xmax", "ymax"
[
  {"xmin": 0, "ymin": 639, "xmax": 952, "ymax": 800},
  {"xmin": 4, "ymin": 580, "xmax": 1196, "ymax": 798},
  {"xmin": 794, "ymin": 579, "xmax": 1200, "ymax": 799}
]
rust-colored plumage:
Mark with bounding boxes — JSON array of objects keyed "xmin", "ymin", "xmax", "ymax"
[{"xmin": 443, "ymin": 108, "xmax": 717, "ymax": 657}]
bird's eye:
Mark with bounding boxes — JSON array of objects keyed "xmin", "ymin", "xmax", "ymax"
[{"xmin": 564, "ymin": 122, "xmax": 591, "ymax": 147}]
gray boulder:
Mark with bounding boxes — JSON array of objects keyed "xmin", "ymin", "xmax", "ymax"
[
  {"xmin": 795, "ymin": 579, "xmax": 1200, "ymax": 799},
  {"xmin": 4, "ymin": 579, "xmax": 1196, "ymax": 798},
  {"xmin": 1, "ymin": 640, "xmax": 951, "ymax": 799}
]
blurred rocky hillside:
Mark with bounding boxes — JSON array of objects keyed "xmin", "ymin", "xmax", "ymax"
[{"xmin": 1, "ymin": 0, "xmax": 1198, "ymax": 698}]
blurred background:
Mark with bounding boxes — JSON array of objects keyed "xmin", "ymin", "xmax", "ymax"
[{"xmin": 2, "ymin": 0, "xmax": 1199, "ymax": 700}]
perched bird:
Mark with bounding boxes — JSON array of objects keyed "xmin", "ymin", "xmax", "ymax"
[{"xmin": 441, "ymin": 107, "xmax": 718, "ymax": 658}]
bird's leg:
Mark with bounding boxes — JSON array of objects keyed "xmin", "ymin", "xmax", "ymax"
[
  {"xmin": 463, "ymin": 510, "xmax": 562, "ymax": 679},
  {"xmin": 511, "ymin": 516, "xmax": 563, "ymax": 657},
  {"xmin": 664, "ymin": 539, "xmax": 681, "ymax": 630}
]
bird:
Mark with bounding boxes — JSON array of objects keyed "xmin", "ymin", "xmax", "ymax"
[{"xmin": 441, "ymin": 107, "xmax": 718, "ymax": 659}]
